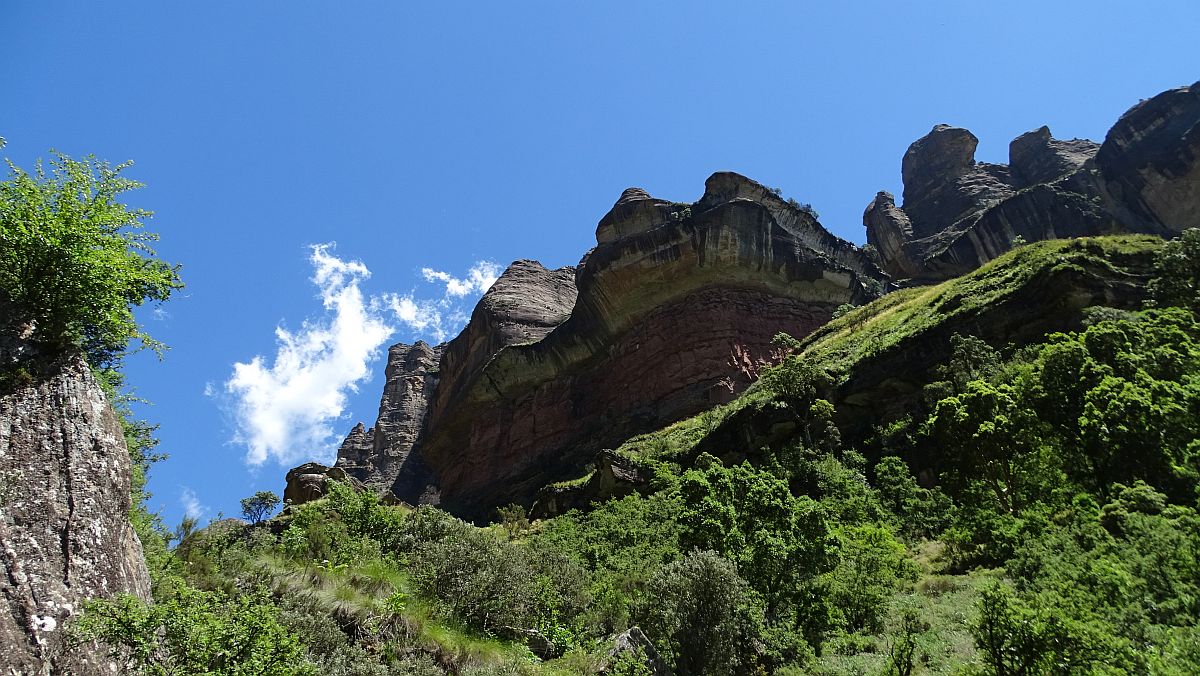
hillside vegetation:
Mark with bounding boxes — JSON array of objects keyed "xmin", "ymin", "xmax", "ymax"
[{"xmin": 73, "ymin": 232, "xmax": 1200, "ymax": 674}]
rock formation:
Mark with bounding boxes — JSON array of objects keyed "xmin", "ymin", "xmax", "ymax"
[
  {"xmin": 0, "ymin": 347, "xmax": 151, "ymax": 673},
  {"xmin": 866, "ymin": 81, "xmax": 1200, "ymax": 280},
  {"xmin": 335, "ymin": 171, "xmax": 883, "ymax": 518},
  {"xmin": 283, "ymin": 462, "xmax": 365, "ymax": 506}
]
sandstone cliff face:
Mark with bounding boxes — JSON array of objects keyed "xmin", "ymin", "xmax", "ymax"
[
  {"xmin": 335, "ymin": 341, "xmax": 444, "ymax": 499},
  {"xmin": 866, "ymin": 82, "xmax": 1200, "ymax": 281},
  {"xmin": 0, "ymin": 353, "xmax": 151, "ymax": 674},
  {"xmin": 335, "ymin": 171, "xmax": 883, "ymax": 518}
]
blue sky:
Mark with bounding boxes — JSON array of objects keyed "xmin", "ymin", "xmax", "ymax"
[{"xmin": 3, "ymin": 2, "xmax": 1198, "ymax": 527}]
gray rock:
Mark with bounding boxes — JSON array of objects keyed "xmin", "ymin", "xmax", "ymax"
[
  {"xmin": 0, "ymin": 353, "xmax": 151, "ymax": 674},
  {"xmin": 864, "ymin": 82, "xmax": 1200, "ymax": 281},
  {"xmin": 603, "ymin": 627, "xmax": 668, "ymax": 676},
  {"xmin": 283, "ymin": 462, "xmax": 364, "ymax": 506},
  {"xmin": 335, "ymin": 341, "xmax": 445, "ymax": 496},
  {"xmin": 1096, "ymin": 80, "xmax": 1200, "ymax": 233},
  {"xmin": 1010, "ymin": 126, "xmax": 1099, "ymax": 188}
]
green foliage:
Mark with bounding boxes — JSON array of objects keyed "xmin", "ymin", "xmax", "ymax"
[
  {"xmin": 634, "ymin": 550, "xmax": 764, "ymax": 675},
  {"xmin": 410, "ymin": 521, "xmax": 589, "ymax": 635},
  {"xmin": 532, "ymin": 493, "xmax": 681, "ymax": 633},
  {"xmin": 75, "ymin": 586, "xmax": 312, "ymax": 675},
  {"xmin": 0, "ymin": 151, "xmax": 182, "ymax": 368},
  {"xmin": 240, "ymin": 490, "xmax": 281, "ymax": 524},
  {"xmin": 792, "ymin": 236, "xmax": 1164, "ymax": 377},
  {"xmin": 1148, "ymin": 228, "xmax": 1200, "ymax": 314},
  {"xmin": 496, "ymin": 503, "xmax": 529, "ymax": 540},
  {"xmin": 972, "ymin": 581, "xmax": 1128, "ymax": 675},
  {"xmin": 677, "ymin": 455, "xmax": 835, "ymax": 627},
  {"xmin": 826, "ymin": 524, "xmax": 917, "ymax": 633},
  {"xmin": 874, "ymin": 456, "xmax": 952, "ymax": 538},
  {"xmin": 831, "ymin": 303, "xmax": 856, "ymax": 320}
]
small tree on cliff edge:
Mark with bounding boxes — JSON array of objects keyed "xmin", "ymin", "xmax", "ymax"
[
  {"xmin": 241, "ymin": 491, "xmax": 281, "ymax": 524},
  {"xmin": 0, "ymin": 148, "xmax": 183, "ymax": 369}
]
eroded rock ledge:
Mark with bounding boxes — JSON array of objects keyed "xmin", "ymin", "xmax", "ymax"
[{"xmin": 333, "ymin": 171, "xmax": 883, "ymax": 518}]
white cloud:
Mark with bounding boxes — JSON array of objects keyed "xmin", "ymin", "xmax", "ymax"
[
  {"xmin": 223, "ymin": 244, "xmax": 394, "ymax": 466},
  {"xmin": 388, "ymin": 260, "xmax": 502, "ymax": 341},
  {"xmin": 179, "ymin": 487, "xmax": 208, "ymax": 520},
  {"xmin": 219, "ymin": 244, "xmax": 503, "ymax": 467},
  {"xmin": 421, "ymin": 261, "xmax": 502, "ymax": 298}
]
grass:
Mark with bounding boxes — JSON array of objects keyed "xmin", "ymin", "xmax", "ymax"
[
  {"xmin": 253, "ymin": 551, "xmax": 562, "ymax": 673},
  {"xmin": 794, "ymin": 235, "xmax": 1162, "ymax": 378}
]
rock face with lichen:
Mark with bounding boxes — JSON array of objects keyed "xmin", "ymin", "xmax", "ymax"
[
  {"xmin": 0, "ymin": 346, "xmax": 151, "ymax": 674},
  {"xmin": 334, "ymin": 171, "xmax": 884, "ymax": 519},
  {"xmin": 866, "ymin": 81, "xmax": 1200, "ymax": 280}
]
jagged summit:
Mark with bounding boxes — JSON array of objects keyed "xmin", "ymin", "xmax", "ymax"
[
  {"xmin": 866, "ymin": 81, "xmax": 1200, "ymax": 281},
  {"xmin": 324, "ymin": 83, "xmax": 1200, "ymax": 520}
]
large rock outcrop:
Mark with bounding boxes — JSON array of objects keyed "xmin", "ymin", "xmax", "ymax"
[
  {"xmin": 866, "ymin": 81, "xmax": 1200, "ymax": 280},
  {"xmin": 0, "ymin": 349, "xmax": 152, "ymax": 674},
  {"xmin": 336, "ymin": 171, "xmax": 884, "ymax": 518}
]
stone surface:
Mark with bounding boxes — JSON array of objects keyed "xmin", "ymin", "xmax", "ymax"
[
  {"xmin": 0, "ymin": 351, "xmax": 151, "ymax": 674},
  {"xmin": 900, "ymin": 125, "xmax": 1016, "ymax": 239},
  {"xmin": 603, "ymin": 626, "xmax": 669, "ymax": 676},
  {"xmin": 335, "ymin": 171, "xmax": 884, "ymax": 519},
  {"xmin": 865, "ymin": 83, "xmax": 1200, "ymax": 281},
  {"xmin": 283, "ymin": 462, "xmax": 364, "ymax": 506},
  {"xmin": 1010, "ymin": 126, "xmax": 1099, "ymax": 188},
  {"xmin": 335, "ymin": 341, "xmax": 445, "ymax": 497},
  {"xmin": 1095, "ymin": 81, "xmax": 1200, "ymax": 233}
]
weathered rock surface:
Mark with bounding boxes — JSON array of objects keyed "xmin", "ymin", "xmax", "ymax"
[
  {"xmin": 335, "ymin": 341, "xmax": 444, "ymax": 498},
  {"xmin": 1010, "ymin": 126, "xmax": 1099, "ymax": 188},
  {"xmin": 337, "ymin": 171, "xmax": 883, "ymax": 518},
  {"xmin": 283, "ymin": 462, "xmax": 365, "ymax": 506},
  {"xmin": 0, "ymin": 352, "xmax": 151, "ymax": 674},
  {"xmin": 602, "ymin": 626, "xmax": 669, "ymax": 676},
  {"xmin": 866, "ymin": 82, "xmax": 1200, "ymax": 280}
]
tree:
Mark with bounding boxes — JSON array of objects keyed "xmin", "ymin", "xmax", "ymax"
[
  {"xmin": 636, "ymin": 550, "xmax": 762, "ymax": 675},
  {"xmin": 1148, "ymin": 228, "xmax": 1200, "ymax": 315},
  {"xmin": 240, "ymin": 491, "xmax": 281, "ymax": 524},
  {"xmin": 972, "ymin": 582, "xmax": 1124, "ymax": 675},
  {"xmin": 496, "ymin": 502, "xmax": 529, "ymax": 539},
  {"xmin": 0, "ymin": 150, "xmax": 182, "ymax": 368}
]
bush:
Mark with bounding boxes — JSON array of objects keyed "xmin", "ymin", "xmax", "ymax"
[
  {"xmin": 75, "ymin": 585, "xmax": 311, "ymax": 675},
  {"xmin": 635, "ymin": 550, "xmax": 764, "ymax": 675},
  {"xmin": 0, "ymin": 151, "xmax": 182, "ymax": 367},
  {"xmin": 409, "ymin": 525, "xmax": 588, "ymax": 634}
]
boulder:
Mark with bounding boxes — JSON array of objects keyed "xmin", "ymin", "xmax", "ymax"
[
  {"xmin": 283, "ymin": 462, "xmax": 364, "ymax": 506},
  {"xmin": 602, "ymin": 627, "xmax": 668, "ymax": 675}
]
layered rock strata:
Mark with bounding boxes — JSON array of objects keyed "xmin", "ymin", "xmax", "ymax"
[
  {"xmin": 334, "ymin": 172, "xmax": 883, "ymax": 518},
  {"xmin": 866, "ymin": 81, "xmax": 1200, "ymax": 280},
  {"xmin": 0, "ymin": 349, "xmax": 152, "ymax": 674}
]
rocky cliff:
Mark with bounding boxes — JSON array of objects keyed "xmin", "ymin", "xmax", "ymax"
[
  {"xmin": 0, "ymin": 344, "xmax": 152, "ymax": 674},
  {"xmin": 335, "ymin": 172, "xmax": 884, "ymax": 518},
  {"xmin": 866, "ymin": 81, "xmax": 1199, "ymax": 280}
]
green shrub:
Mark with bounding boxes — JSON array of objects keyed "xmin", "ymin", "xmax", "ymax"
[
  {"xmin": 75, "ymin": 585, "xmax": 311, "ymax": 675},
  {"xmin": 0, "ymin": 151, "xmax": 182, "ymax": 368},
  {"xmin": 635, "ymin": 550, "xmax": 764, "ymax": 675}
]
